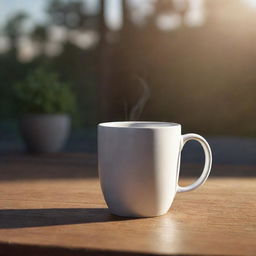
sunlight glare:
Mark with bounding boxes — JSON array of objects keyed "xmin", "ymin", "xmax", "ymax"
[{"xmin": 243, "ymin": 0, "xmax": 256, "ymax": 7}]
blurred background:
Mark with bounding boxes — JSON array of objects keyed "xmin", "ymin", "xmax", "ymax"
[{"xmin": 1, "ymin": 0, "xmax": 256, "ymax": 167}]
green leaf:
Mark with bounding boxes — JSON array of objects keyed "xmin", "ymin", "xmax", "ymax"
[{"xmin": 14, "ymin": 67, "xmax": 76, "ymax": 114}]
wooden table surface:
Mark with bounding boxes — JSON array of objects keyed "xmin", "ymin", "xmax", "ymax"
[{"xmin": 0, "ymin": 154, "xmax": 255, "ymax": 256}]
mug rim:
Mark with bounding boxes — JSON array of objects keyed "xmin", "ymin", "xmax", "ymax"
[{"xmin": 98, "ymin": 121, "xmax": 181, "ymax": 129}]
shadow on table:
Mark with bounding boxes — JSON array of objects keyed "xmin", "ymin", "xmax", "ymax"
[{"xmin": 0, "ymin": 208, "xmax": 134, "ymax": 229}]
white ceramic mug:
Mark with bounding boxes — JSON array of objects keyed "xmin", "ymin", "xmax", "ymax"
[{"xmin": 98, "ymin": 121, "xmax": 212, "ymax": 217}]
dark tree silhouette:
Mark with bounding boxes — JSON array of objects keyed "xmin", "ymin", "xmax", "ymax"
[{"xmin": 4, "ymin": 12, "xmax": 29, "ymax": 55}]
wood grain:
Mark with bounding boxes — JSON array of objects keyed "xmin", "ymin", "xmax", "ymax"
[{"xmin": 0, "ymin": 156, "xmax": 255, "ymax": 255}]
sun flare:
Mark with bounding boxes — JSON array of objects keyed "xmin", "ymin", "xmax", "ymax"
[{"xmin": 243, "ymin": 0, "xmax": 256, "ymax": 7}]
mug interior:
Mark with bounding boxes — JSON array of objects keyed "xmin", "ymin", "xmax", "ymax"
[{"xmin": 98, "ymin": 121, "xmax": 180, "ymax": 129}]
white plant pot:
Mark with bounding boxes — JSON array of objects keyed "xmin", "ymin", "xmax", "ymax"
[{"xmin": 20, "ymin": 114, "xmax": 71, "ymax": 153}]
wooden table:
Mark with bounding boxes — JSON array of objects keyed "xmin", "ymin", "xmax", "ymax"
[{"xmin": 0, "ymin": 154, "xmax": 255, "ymax": 256}]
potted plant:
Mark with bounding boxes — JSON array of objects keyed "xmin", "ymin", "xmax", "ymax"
[{"xmin": 14, "ymin": 68, "xmax": 76, "ymax": 153}]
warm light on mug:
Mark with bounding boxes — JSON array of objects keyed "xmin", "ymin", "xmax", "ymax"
[{"xmin": 244, "ymin": 0, "xmax": 256, "ymax": 7}]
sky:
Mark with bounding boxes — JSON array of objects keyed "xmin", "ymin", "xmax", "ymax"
[
  {"xmin": 0, "ymin": 0, "xmax": 100, "ymax": 31},
  {"xmin": 0, "ymin": 0, "xmax": 47, "ymax": 27},
  {"xmin": 0, "ymin": 0, "xmax": 130, "ymax": 32},
  {"xmin": 0, "ymin": 0, "xmax": 255, "ymax": 33}
]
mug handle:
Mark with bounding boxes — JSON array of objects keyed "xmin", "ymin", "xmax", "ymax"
[{"xmin": 177, "ymin": 133, "xmax": 212, "ymax": 193}]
